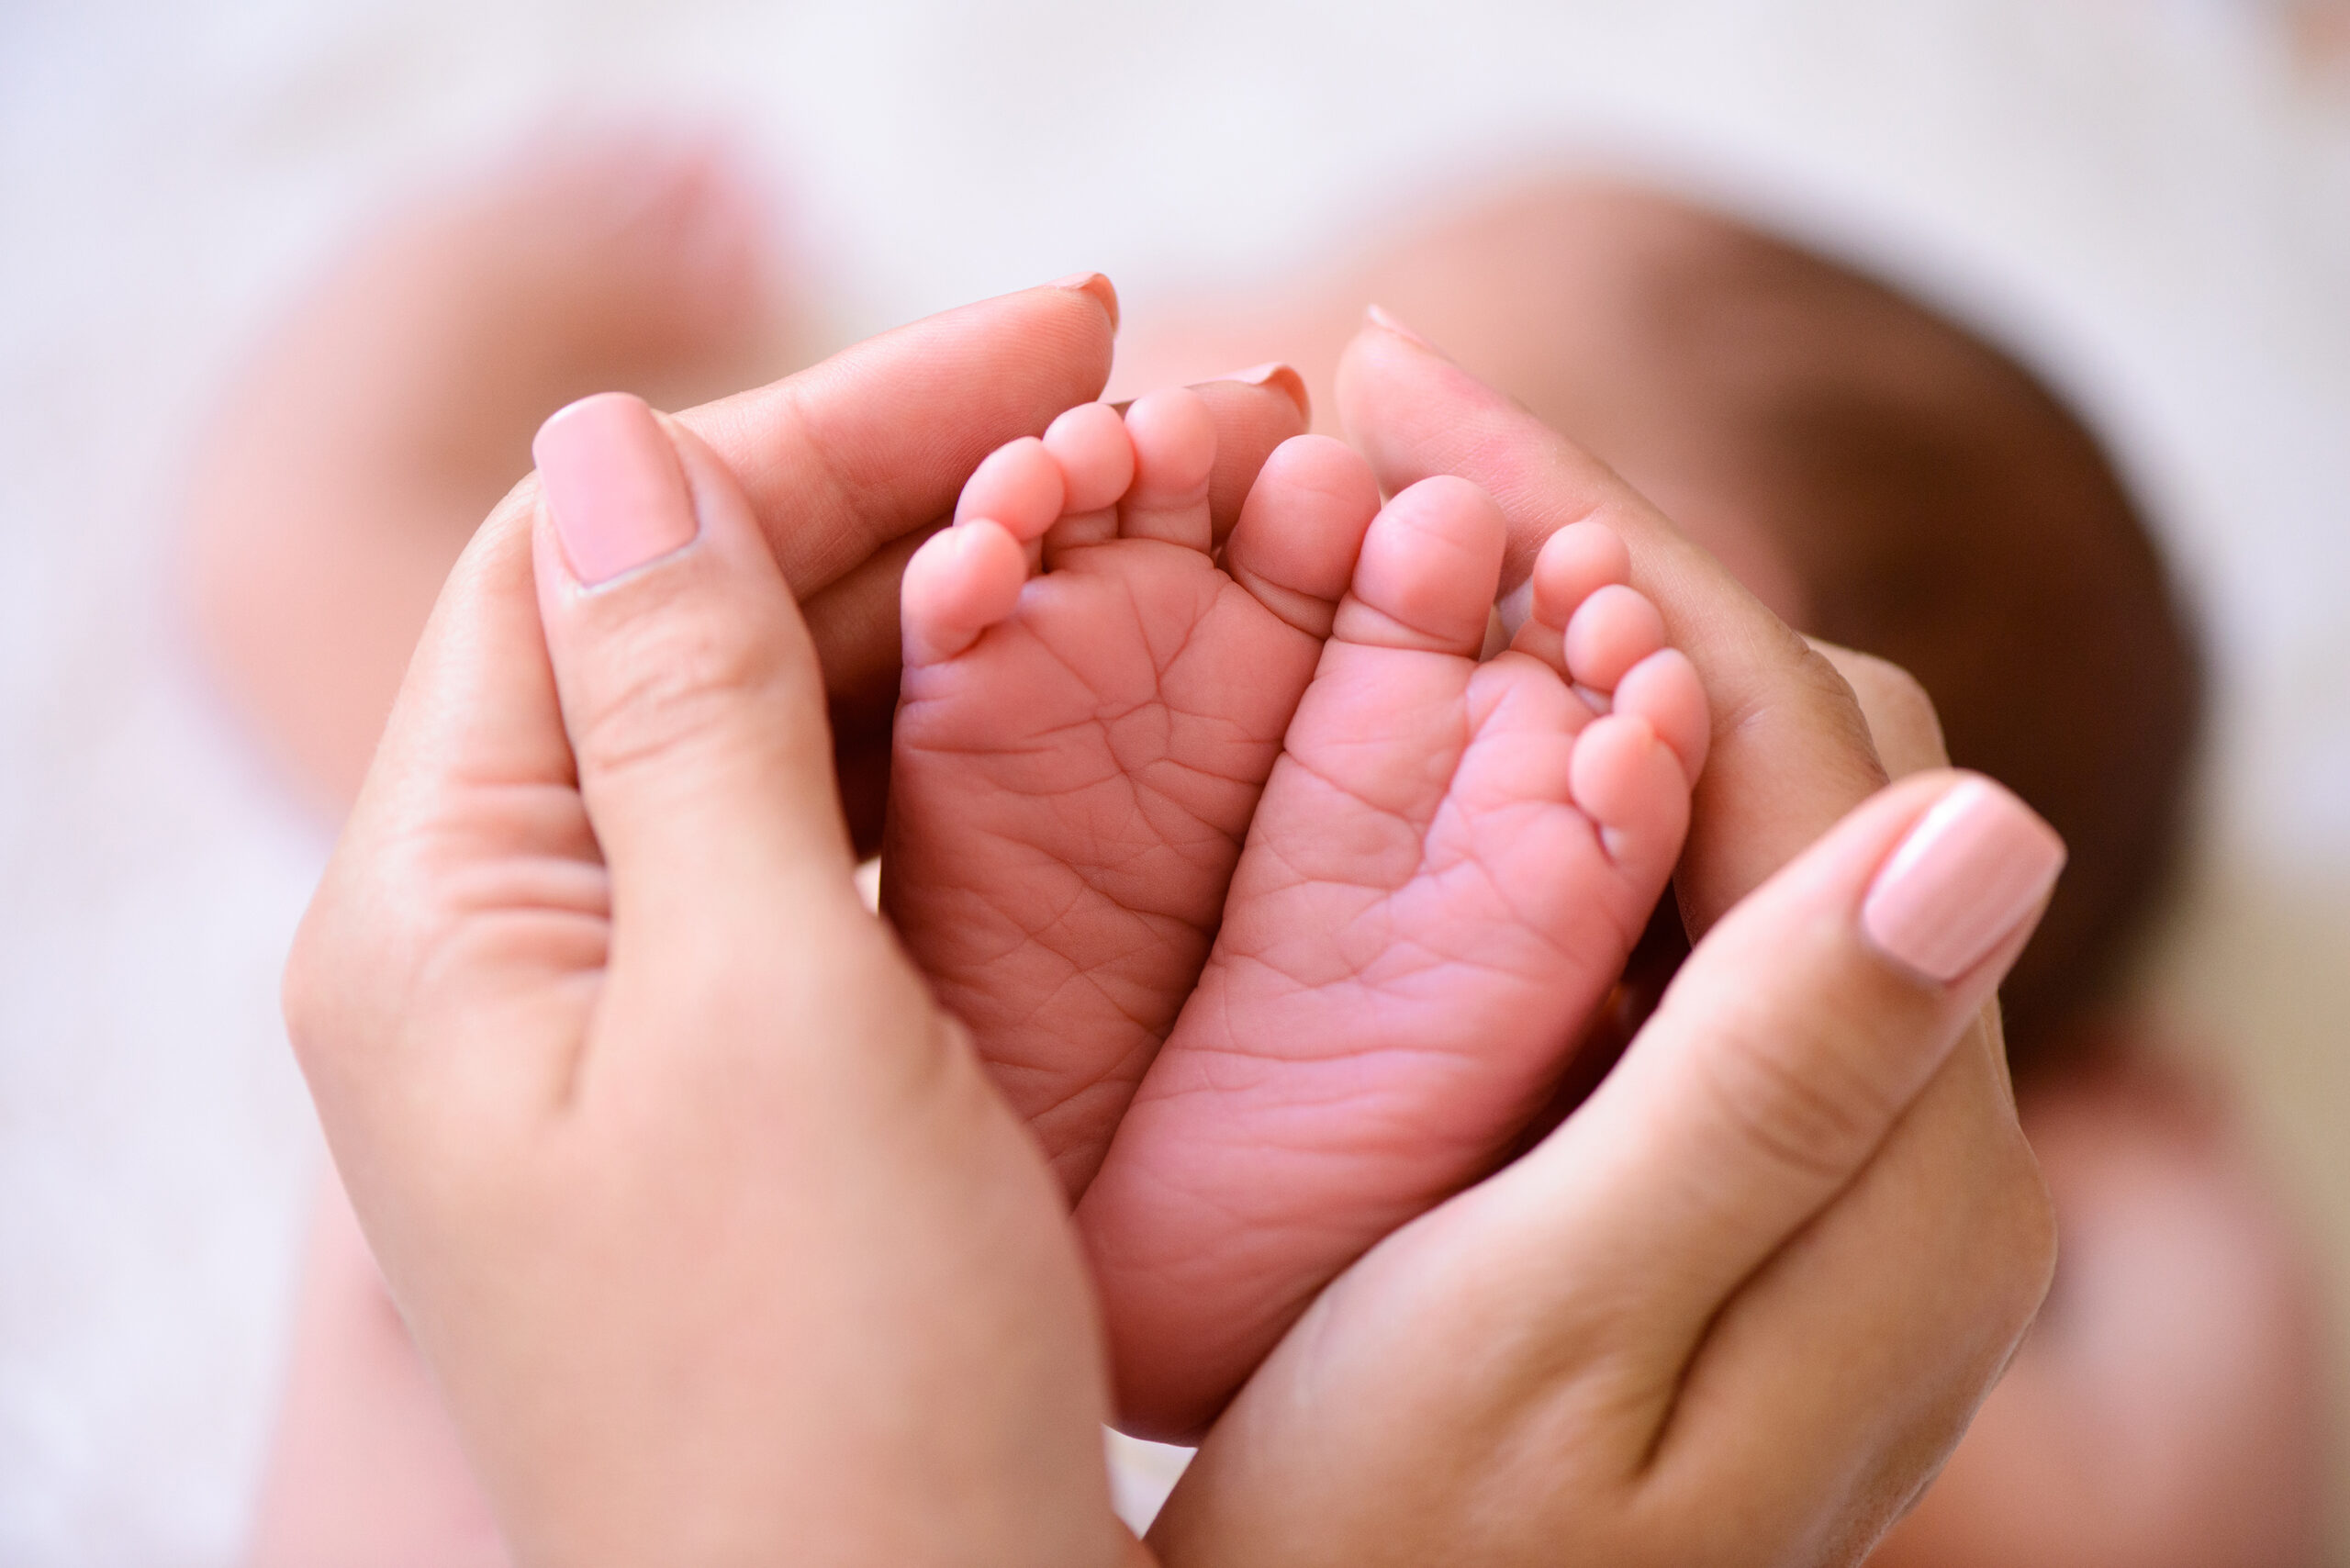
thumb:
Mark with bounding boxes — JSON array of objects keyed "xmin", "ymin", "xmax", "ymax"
[
  {"xmin": 1500, "ymin": 769, "xmax": 2064, "ymax": 1359},
  {"xmin": 530, "ymin": 393, "xmax": 861, "ymax": 969}
]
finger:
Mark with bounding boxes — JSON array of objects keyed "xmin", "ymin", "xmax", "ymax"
[
  {"xmin": 1337, "ymin": 310, "xmax": 1889, "ymax": 931},
  {"xmin": 1147, "ymin": 784, "xmax": 2060, "ymax": 1568},
  {"xmin": 290, "ymin": 283, "xmax": 1127, "ymax": 1196},
  {"xmin": 530, "ymin": 394, "xmax": 862, "ymax": 991},
  {"xmin": 1651, "ymin": 665, "xmax": 2019, "ymax": 1556},
  {"xmin": 1483, "ymin": 770, "xmax": 2061, "ymax": 1435},
  {"xmin": 675, "ymin": 274, "xmax": 1118, "ymax": 603},
  {"xmin": 798, "ymin": 524, "xmax": 934, "ymax": 855},
  {"xmin": 1603, "ymin": 769, "xmax": 2056, "ymax": 1323},
  {"xmin": 1338, "ymin": 315, "xmax": 2055, "ymax": 1554},
  {"xmin": 1643, "ymin": 1015, "xmax": 2052, "ymax": 1560},
  {"xmin": 1810, "ymin": 638, "xmax": 1952, "ymax": 779},
  {"xmin": 284, "ymin": 490, "xmax": 576, "ymax": 1135}
]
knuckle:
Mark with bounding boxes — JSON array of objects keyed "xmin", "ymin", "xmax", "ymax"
[
  {"xmin": 572, "ymin": 611, "xmax": 801, "ymax": 781},
  {"xmin": 280, "ymin": 857, "xmax": 420, "ymax": 1083},
  {"xmin": 280, "ymin": 818, "xmax": 509, "ymax": 1095},
  {"xmin": 1818, "ymin": 644, "xmax": 1950, "ymax": 773},
  {"xmin": 1849, "ymin": 650, "xmax": 1935, "ymax": 723},
  {"xmin": 1692, "ymin": 991, "xmax": 1911, "ymax": 1187},
  {"xmin": 1718, "ymin": 634, "xmax": 1882, "ymax": 776}
]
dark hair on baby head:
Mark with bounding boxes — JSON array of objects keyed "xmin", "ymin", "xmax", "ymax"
[{"xmin": 1567, "ymin": 185, "xmax": 2201, "ymax": 1066}]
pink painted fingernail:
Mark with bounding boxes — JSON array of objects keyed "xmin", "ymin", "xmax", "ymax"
[
  {"xmin": 1365, "ymin": 303, "xmax": 1450, "ymax": 360},
  {"xmin": 1861, "ymin": 778, "xmax": 2066, "ymax": 984},
  {"xmin": 1050, "ymin": 271, "xmax": 1120, "ymax": 331},
  {"xmin": 1214, "ymin": 362, "xmax": 1311, "ymax": 421},
  {"xmin": 532, "ymin": 393, "xmax": 699, "ymax": 587}
]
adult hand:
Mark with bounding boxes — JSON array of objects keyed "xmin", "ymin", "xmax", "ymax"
[
  {"xmin": 252, "ymin": 282, "xmax": 1310, "ymax": 1562},
  {"xmin": 1149, "ymin": 314, "xmax": 2062, "ymax": 1565},
  {"xmin": 1871, "ymin": 1056, "xmax": 2328, "ymax": 1568},
  {"xmin": 281, "ymin": 297, "xmax": 1196, "ymax": 1563},
  {"xmin": 603, "ymin": 276, "xmax": 1307, "ymax": 851}
]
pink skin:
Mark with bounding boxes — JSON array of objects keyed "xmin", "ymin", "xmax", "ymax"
[
  {"xmin": 895, "ymin": 412, "xmax": 1705, "ymax": 1439},
  {"xmin": 227, "ymin": 127, "xmax": 789, "ymax": 1566},
  {"xmin": 1078, "ymin": 502, "xmax": 1708, "ymax": 1440},
  {"xmin": 887, "ymin": 391, "xmax": 1379, "ymax": 1198}
]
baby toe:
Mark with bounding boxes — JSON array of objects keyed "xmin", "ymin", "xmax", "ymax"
[
  {"xmin": 1530, "ymin": 521, "xmax": 1633, "ymax": 628},
  {"xmin": 956, "ymin": 436, "xmax": 1066, "ymax": 544},
  {"xmin": 1329, "ymin": 476, "xmax": 1506, "ymax": 657},
  {"xmin": 900, "ymin": 518, "xmax": 1027, "ymax": 666},
  {"xmin": 1562, "ymin": 583, "xmax": 1667, "ymax": 694},
  {"xmin": 1612, "ymin": 647, "xmax": 1710, "ymax": 786},
  {"xmin": 1044, "ymin": 402, "xmax": 1134, "ymax": 513},
  {"xmin": 1508, "ymin": 521, "xmax": 1633, "ymax": 676},
  {"xmin": 1116, "ymin": 387, "xmax": 1216, "ymax": 552},
  {"xmin": 1569, "ymin": 711, "xmax": 1693, "ymax": 873},
  {"xmin": 1038, "ymin": 402, "xmax": 1132, "ymax": 561}
]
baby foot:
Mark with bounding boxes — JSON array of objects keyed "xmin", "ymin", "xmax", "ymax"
[
  {"xmin": 884, "ymin": 396, "xmax": 1383, "ymax": 1197},
  {"xmin": 1077, "ymin": 493, "xmax": 1709, "ymax": 1439}
]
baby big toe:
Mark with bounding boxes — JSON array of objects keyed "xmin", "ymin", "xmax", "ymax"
[
  {"xmin": 1329, "ymin": 476, "xmax": 1507, "ymax": 656},
  {"xmin": 1222, "ymin": 434, "xmax": 1382, "ymax": 638}
]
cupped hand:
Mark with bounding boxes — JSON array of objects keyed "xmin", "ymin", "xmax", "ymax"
[
  {"xmin": 508, "ymin": 273, "xmax": 1306, "ymax": 852},
  {"xmin": 281, "ymin": 291, "xmax": 1193, "ymax": 1565},
  {"xmin": 256, "ymin": 282, "xmax": 1311, "ymax": 1566},
  {"xmin": 1147, "ymin": 314, "xmax": 2063, "ymax": 1566}
]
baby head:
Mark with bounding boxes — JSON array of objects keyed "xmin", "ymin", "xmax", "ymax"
[{"xmin": 1340, "ymin": 180, "xmax": 2201, "ymax": 1067}]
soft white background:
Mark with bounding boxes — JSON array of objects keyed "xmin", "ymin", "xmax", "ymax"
[{"xmin": 4, "ymin": 0, "xmax": 2346, "ymax": 1559}]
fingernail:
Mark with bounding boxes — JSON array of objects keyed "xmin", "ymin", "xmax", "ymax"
[
  {"xmin": 532, "ymin": 393, "xmax": 699, "ymax": 587},
  {"xmin": 1365, "ymin": 303, "xmax": 1450, "ymax": 361},
  {"xmin": 1861, "ymin": 778, "xmax": 2066, "ymax": 984},
  {"xmin": 1214, "ymin": 362, "xmax": 1311, "ymax": 421},
  {"xmin": 1051, "ymin": 271, "xmax": 1120, "ymax": 332}
]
